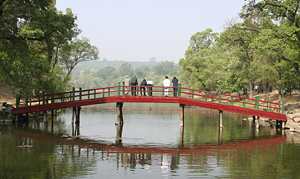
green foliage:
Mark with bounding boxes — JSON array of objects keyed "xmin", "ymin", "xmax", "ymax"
[
  {"xmin": 70, "ymin": 60, "xmax": 181, "ymax": 89},
  {"xmin": 179, "ymin": 28, "xmax": 220, "ymax": 91},
  {"xmin": 153, "ymin": 61, "xmax": 179, "ymax": 77},
  {"xmin": 59, "ymin": 37, "xmax": 99, "ymax": 77},
  {"xmin": 0, "ymin": 0, "xmax": 99, "ymax": 99},
  {"xmin": 119, "ymin": 62, "xmax": 134, "ymax": 77}
]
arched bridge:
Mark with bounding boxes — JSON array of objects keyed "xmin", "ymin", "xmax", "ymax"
[{"xmin": 13, "ymin": 84, "xmax": 286, "ymax": 122}]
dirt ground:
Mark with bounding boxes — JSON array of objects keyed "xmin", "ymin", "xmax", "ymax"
[
  {"xmin": 0, "ymin": 83, "xmax": 15, "ymax": 105},
  {"xmin": 1, "ymin": 84, "xmax": 300, "ymax": 107}
]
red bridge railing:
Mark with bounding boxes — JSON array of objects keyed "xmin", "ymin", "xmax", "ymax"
[{"xmin": 16, "ymin": 83, "xmax": 285, "ymax": 114}]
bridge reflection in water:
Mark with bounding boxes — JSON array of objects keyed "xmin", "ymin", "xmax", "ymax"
[{"xmin": 12, "ymin": 121, "xmax": 286, "ymax": 171}]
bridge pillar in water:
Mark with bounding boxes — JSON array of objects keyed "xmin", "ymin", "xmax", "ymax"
[
  {"xmin": 43, "ymin": 111, "xmax": 47, "ymax": 122},
  {"xmin": 276, "ymin": 120, "xmax": 283, "ymax": 128},
  {"xmin": 76, "ymin": 106, "xmax": 81, "ymax": 124},
  {"xmin": 219, "ymin": 110, "xmax": 223, "ymax": 128},
  {"xmin": 179, "ymin": 126, "xmax": 184, "ymax": 147},
  {"xmin": 72, "ymin": 107, "xmax": 81, "ymax": 124},
  {"xmin": 218, "ymin": 127, "xmax": 223, "ymax": 143},
  {"xmin": 252, "ymin": 116, "xmax": 260, "ymax": 128},
  {"xmin": 116, "ymin": 102, "xmax": 124, "ymax": 125},
  {"xmin": 115, "ymin": 124, "xmax": 123, "ymax": 145},
  {"xmin": 256, "ymin": 116, "xmax": 260, "ymax": 129},
  {"xmin": 282, "ymin": 121, "xmax": 286, "ymax": 129},
  {"xmin": 179, "ymin": 104, "xmax": 185, "ymax": 127}
]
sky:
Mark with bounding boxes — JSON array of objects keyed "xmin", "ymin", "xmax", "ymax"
[{"xmin": 55, "ymin": 0, "xmax": 246, "ymax": 63}]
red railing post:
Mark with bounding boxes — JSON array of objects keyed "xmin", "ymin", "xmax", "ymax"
[
  {"xmin": 178, "ymin": 84, "xmax": 181, "ymax": 97},
  {"xmin": 255, "ymin": 96, "xmax": 260, "ymax": 110},
  {"xmin": 79, "ymin": 87, "xmax": 82, "ymax": 100},
  {"xmin": 122, "ymin": 82, "xmax": 125, "ymax": 95},
  {"xmin": 218, "ymin": 90, "xmax": 221, "ymax": 103},
  {"xmin": 118, "ymin": 82, "xmax": 120, "ymax": 96},
  {"xmin": 43, "ymin": 91, "xmax": 45, "ymax": 105},
  {"xmin": 51, "ymin": 91, "xmax": 54, "ymax": 104},
  {"xmin": 72, "ymin": 87, "xmax": 75, "ymax": 101},
  {"xmin": 16, "ymin": 95, "xmax": 19, "ymax": 108}
]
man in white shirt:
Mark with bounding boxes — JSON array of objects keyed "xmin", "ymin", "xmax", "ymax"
[
  {"xmin": 162, "ymin": 76, "xmax": 171, "ymax": 97},
  {"xmin": 124, "ymin": 75, "xmax": 130, "ymax": 95},
  {"xmin": 147, "ymin": 79, "xmax": 154, "ymax": 96}
]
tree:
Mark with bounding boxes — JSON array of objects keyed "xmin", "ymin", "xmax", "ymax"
[
  {"xmin": 0, "ymin": 0, "xmax": 80, "ymax": 99},
  {"xmin": 135, "ymin": 67, "xmax": 146, "ymax": 78},
  {"xmin": 240, "ymin": 0, "xmax": 300, "ymax": 100},
  {"xmin": 59, "ymin": 37, "xmax": 99, "ymax": 77},
  {"xmin": 179, "ymin": 28, "xmax": 219, "ymax": 90},
  {"xmin": 153, "ymin": 61, "xmax": 179, "ymax": 76},
  {"xmin": 119, "ymin": 62, "xmax": 134, "ymax": 77}
]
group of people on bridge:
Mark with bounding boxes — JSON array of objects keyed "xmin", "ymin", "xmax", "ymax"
[{"xmin": 123, "ymin": 75, "xmax": 179, "ymax": 97}]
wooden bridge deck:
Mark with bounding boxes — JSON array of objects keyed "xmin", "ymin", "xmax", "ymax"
[{"xmin": 12, "ymin": 85, "xmax": 287, "ymax": 121}]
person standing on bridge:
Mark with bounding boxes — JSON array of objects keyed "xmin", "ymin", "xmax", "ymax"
[
  {"xmin": 130, "ymin": 75, "xmax": 138, "ymax": 96},
  {"xmin": 124, "ymin": 75, "xmax": 130, "ymax": 95},
  {"xmin": 172, "ymin": 76, "xmax": 178, "ymax": 97},
  {"xmin": 163, "ymin": 76, "xmax": 171, "ymax": 97},
  {"xmin": 147, "ymin": 79, "xmax": 154, "ymax": 96},
  {"xmin": 140, "ymin": 79, "xmax": 147, "ymax": 96}
]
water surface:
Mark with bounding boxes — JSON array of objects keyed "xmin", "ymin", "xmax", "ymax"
[{"xmin": 1, "ymin": 106, "xmax": 300, "ymax": 178}]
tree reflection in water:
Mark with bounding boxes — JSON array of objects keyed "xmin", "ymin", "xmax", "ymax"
[{"xmin": 1, "ymin": 111, "xmax": 300, "ymax": 178}]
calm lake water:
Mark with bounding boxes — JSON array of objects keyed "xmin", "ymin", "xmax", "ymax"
[{"xmin": 1, "ymin": 104, "xmax": 300, "ymax": 179}]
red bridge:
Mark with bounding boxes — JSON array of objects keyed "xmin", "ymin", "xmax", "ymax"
[{"xmin": 13, "ymin": 84, "xmax": 286, "ymax": 123}]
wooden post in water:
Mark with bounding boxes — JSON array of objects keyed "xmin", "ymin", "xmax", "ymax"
[
  {"xmin": 256, "ymin": 116, "xmax": 260, "ymax": 129},
  {"xmin": 179, "ymin": 126, "xmax": 184, "ymax": 147},
  {"xmin": 51, "ymin": 110, "xmax": 54, "ymax": 123},
  {"xmin": 179, "ymin": 104, "xmax": 185, "ymax": 127},
  {"xmin": 218, "ymin": 127, "xmax": 223, "ymax": 143},
  {"xmin": 43, "ymin": 111, "xmax": 47, "ymax": 122},
  {"xmin": 282, "ymin": 121, "xmax": 286, "ymax": 129},
  {"xmin": 219, "ymin": 110, "xmax": 223, "ymax": 128},
  {"xmin": 115, "ymin": 124, "xmax": 124, "ymax": 144},
  {"xmin": 276, "ymin": 120, "xmax": 282, "ymax": 128},
  {"xmin": 75, "ymin": 106, "xmax": 81, "ymax": 124},
  {"xmin": 72, "ymin": 107, "xmax": 76, "ymax": 124},
  {"xmin": 116, "ymin": 102, "xmax": 124, "ymax": 125}
]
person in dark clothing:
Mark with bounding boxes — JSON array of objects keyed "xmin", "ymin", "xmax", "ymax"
[
  {"xmin": 130, "ymin": 75, "xmax": 138, "ymax": 96},
  {"xmin": 172, "ymin": 77, "xmax": 178, "ymax": 97},
  {"xmin": 140, "ymin": 79, "xmax": 147, "ymax": 96}
]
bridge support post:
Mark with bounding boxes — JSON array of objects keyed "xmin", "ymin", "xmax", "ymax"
[
  {"xmin": 276, "ymin": 120, "xmax": 283, "ymax": 128},
  {"xmin": 72, "ymin": 107, "xmax": 76, "ymax": 124},
  {"xmin": 116, "ymin": 102, "xmax": 124, "ymax": 125},
  {"xmin": 179, "ymin": 126, "xmax": 184, "ymax": 147},
  {"xmin": 256, "ymin": 116, "xmax": 260, "ymax": 129},
  {"xmin": 282, "ymin": 121, "xmax": 286, "ymax": 129},
  {"xmin": 179, "ymin": 104, "xmax": 185, "ymax": 127},
  {"xmin": 252, "ymin": 116, "xmax": 256, "ymax": 127},
  {"xmin": 72, "ymin": 107, "xmax": 81, "ymax": 124},
  {"xmin": 115, "ymin": 124, "xmax": 123, "ymax": 144},
  {"xmin": 219, "ymin": 110, "xmax": 223, "ymax": 128},
  {"xmin": 75, "ymin": 106, "xmax": 81, "ymax": 124},
  {"xmin": 43, "ymin": 111, "xmax": 47, "ymax": 122},
  {"xmin": 218, "ymin": 127, "xmax": 223, "ymax": 143}
]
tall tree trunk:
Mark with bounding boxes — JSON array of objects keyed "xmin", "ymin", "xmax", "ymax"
[
  {"xmin": 277, "ymin": 66, "xmax": 282, "ymax": 101},
  {"xmin": 278, "ymin": 84, "xmax": 282, "ymax": 102},
  {"xmin": 249, "ymin": 81, "xmax": 254, "ymax": 99},
  {"xmin": 265, "ymin": 82, "xmax": 269, "ymax": 101}
]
